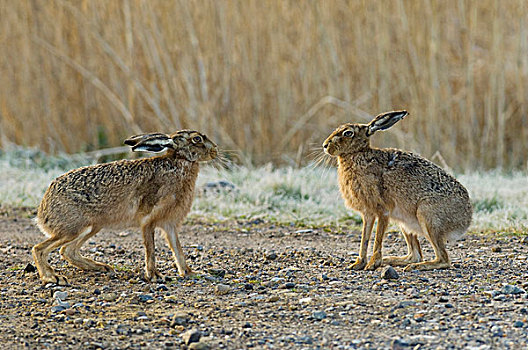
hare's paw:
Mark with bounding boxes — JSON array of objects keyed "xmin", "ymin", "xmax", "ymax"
[
  {"xmin": 144, "ymin": 268, "xmax": 164, "ymax": 283},
  {"xmin": 41, "ymin": 273, "xmax": 69, "ymax": 286},
  {"xmin": 349, "ymin": 258, "xmax": 366, "ymax": 270},
  {"xmin": 179, "ymin": 268, "xmax": 197, "ymax": 278},
  {"xmin": 365, "ymin": 258, "xmax": 382, "ymax": 271},
  {"xmin": 404, "ymin": 261, "xmax": 450, "ymax": 272},
  {"xmin": 383, "ymin": 255, "xmax": 414, "ymax": 267}
]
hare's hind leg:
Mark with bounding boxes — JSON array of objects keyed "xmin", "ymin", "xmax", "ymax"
[
  {"xmin": 59, "ymin": 226, "xmax": 115, "ymax": 274},
  {"xmin": 403, "ymin": 219, "xmax": 450, "ymax": 271},
  {"xmin": 32, "ymin": 233, "xmax": 75, "ymax": 285},
  {"xmin": 383, "ymin": 227, "xmax": 423, "ymax": 266},
  {"xmin": 160, "ymin": 223, "xmax": 194, "ymax": 277}
]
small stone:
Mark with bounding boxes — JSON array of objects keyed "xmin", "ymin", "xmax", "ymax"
[
  {"xmin": 171, "ymin": 312, "xmax": 189, "ymax": 327},
  {"xmin": 513, "ymin": 321, "xmax": 524, "ymax": 328},
  {"xmin": 521, "ymin": 237, "xmax": 528, "ymax": 244},
  {"xmin": 137, "ymin": 294, "xmax": 153, "ymax": 302},
  {"xmin": 438, "ymin": 296, "xmax": 448, "ymax": 303},
  {"xmin": 244, "ymin": 283, "xmax": 254, "ymax": 291},
  {"xmin": 215, "ymin": 284, "xmax": 231, "ymax": 295},
  {"xmin": 320, "ymin": 274, "xmax": 329, "ymax": 281},
  {"xmin": 53, "ymin": 291, "xmax": 68, "ymax": 301},
  {"xmin": 445, "ymin": 303, "xmax": 454, "ymax": 308},
  {"xmin": 189, "ymin": 342, "xmax": 210, "ymax": 350},
  {"xmin": 501, "ymin": 285, "xmax": 525, "ymax": 295},
  {"xmin": 50, "ymin": 305, "xmax": 66, "ymax": 313},
  {"xmin": 24, "ymin": 263, "xmax": 36, "ymax": 273},
  {"xmin": 491, "ymin": 246, "xmax": 502, "ymax": 252},
  {"xmin": 93, "ymin": 288, "xmax": 101, "ymax": 295},
  {"xmin": 55, "ymin": 300, "xmax": 70, "ymax": 308},
  {"xmin": 242, "ymin": 322, "xmax": 252, "ymax": 328},
  {"xmin": 103, "ymin": 293, "xmax": 118, "ymax": 302},
  {"xmin": 392, "ymin": 338, "xmax": 410, "ymax": 349},
  {"xmin": 181, "ymin": 329, "xmax": 201, "ymax": 345},
  {"xmin": 381, "ymin": 266, "xmax": 399, "ymax": 280},
  {"xmin": 281, "ymin": 282, "xmax": 296, "ymax": 289},
  {"xmin": 208, "ymin": 269, "xmax": 226, "ymax": 278},
  {"xmin": 156, "ymin": 284, "xmax": 169, "ymax": 291},
  {"xmin": 267, "ymin": 295, "xmax": 280, "ymax": 302},
  {"xmin": 299, "ymin": 297, "xmax": 312, "ymax": 304},
  {"xmin": 413, "ymin": 312, "xmax": 425, "ymax": 322},
  {"xmin": 312, "ymin": 311, "xmax": 327, "ymax": 320},
  {"xmin": 266, "ymin": 252, "xmax": 278, "ymax": 261},
  {"xmin": 294, "ymin": 229, "xmax": 314, "ymax": 234},
  {"xmin": 64, "ymin": 308, "xmax": 76, "ymax": 316}
]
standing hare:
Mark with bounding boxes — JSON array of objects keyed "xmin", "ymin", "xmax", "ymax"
[
  {"xmin": 33, "ymin": 130, "xmax": 217, "ymax": 285},
  {"xmin": 323, "ymin": 111, "xmax": 472, "ymax": 271}
]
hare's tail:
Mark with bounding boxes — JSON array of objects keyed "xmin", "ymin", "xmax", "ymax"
[{"xmin": 446, "ymin": 229, "xmax": 466, "ymax": 243}]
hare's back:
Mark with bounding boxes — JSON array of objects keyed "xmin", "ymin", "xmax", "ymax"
[{"xmin": 383, "ymin": 150, "xmax": 469, "ymax": 200}]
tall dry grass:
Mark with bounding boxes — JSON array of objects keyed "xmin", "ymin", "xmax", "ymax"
[{"xmin": 0, "ymin": 0, "xmax": 527, "ymax": 169}]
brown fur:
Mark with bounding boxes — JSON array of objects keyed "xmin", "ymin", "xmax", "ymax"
[
  {"xmin": 33, "ymin": 130, "xmax": 217, "ymax": 285},
  {"xmin": 323, "ymin": 111, "xmax": 472, "ymax": 271}
]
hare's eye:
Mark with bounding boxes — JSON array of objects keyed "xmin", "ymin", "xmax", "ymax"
[
  {"xmin": 343, "ymin": 130, "xmax": 354, "ymax": 137},
  {"xmin": 192, "ymin": 136, "xmax": 203, "ymax": 144}
]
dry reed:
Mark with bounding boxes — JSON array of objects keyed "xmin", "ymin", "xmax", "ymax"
[{"xmin": 1, "ymin": 0, "xmax": 527, "ymax": 169}]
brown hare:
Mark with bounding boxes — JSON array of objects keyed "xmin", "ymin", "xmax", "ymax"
[
  {"xmin": 323, "ymin": 111, "xmax": 472, "ymax": 271},
  {"xmin": 33, "ymin": 130, "xmax": 217, "ymax": 285}
]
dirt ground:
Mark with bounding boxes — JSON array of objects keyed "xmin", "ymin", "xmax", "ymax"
[{"xmin": 0, "ymin": 207, "xmax": 527, "ymax": 349}]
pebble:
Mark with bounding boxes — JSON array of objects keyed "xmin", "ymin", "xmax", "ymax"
[
  {"xmin": 53, "ymin": 291, "xmax": 68, "ymax": 301},
  {"xmin": 281, "ymin": 282, "xmax": 296, "ymax": 289},
  {"xmin": 392, "ymin": 338, "xmax": 410, "ymax": 349},
  {"xmin": 156, "ymin": 284, "xmax": 168, "ymax": 292},
  {"xmin": 266, "ymin": 252, "xmax": 278, "ymax": 260},
  {"xmin": 513, "ymin": 321, "xmax": 524, "ymax": 328},
  {"xmin": 137, "ymin": 294, "xmax": 153, "ymax": 302},
  {"xmin": 189, "ymin": 342, "xmax": 210, "ymax": 350},
  {"xmin": 501, "ymin": 285, "xmax": 525, "ymax": 295},
  {"xmin": 312, "ymin": 311, "xmax": 327, "ymax": 320},
  {"xmin": 171, "ymin": 312, "xmax": 189, "ymax": 327},
  {"xmin": 299, "ymin": 297, "xmax": 313, "ymax": 304},
  {"xmin": 521, "ymin": 237, "xmax": 528, "ymax": 244},
  {"xmin": 208, "ymin": 269, "xmax": 226, "ymax": 278},
  {"xmin": 267, "ymin": 295, "xmax": 280, "ymax": 302},
  {"xmin": 24, "ymin": 263, "xmax": 36, "ymax": 273},
  {"xmin": 215, "ymin": 284, "xmax": 231, "ymax": 295},
  {"xmin": 491, "ymin": 246, "xmax": 502, "ymax": 252},
  {"xmin": 381, "ymin": 266, "xmax": 399, "ymax": 280},
  {"xmin": 103, "ymin": 293, "xmax": 118, "ymax": 302},
  {"xmin": 50, "ymin": 305, "xmax": 66, "ymax": 313}
]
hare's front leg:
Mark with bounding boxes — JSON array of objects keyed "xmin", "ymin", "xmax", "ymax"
[
  {"xmin": 141, "ymin": 223, "xmax": 163, "ymax": 282},
  {"xmin": 350, "ymin": 214, "xmax": 375, "ymax": 270},
  {"xmin": 365, "ymin": 214, "xmax": 389, "ymax": 271},
  {"xmin": 160, "ymin": 223, "xmax": 194, "ymax": 277}
]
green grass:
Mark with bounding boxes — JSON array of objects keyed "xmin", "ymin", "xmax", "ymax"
[{"xmin": 1, "ymin": 148, "xmax": 526, "ymax": 232}]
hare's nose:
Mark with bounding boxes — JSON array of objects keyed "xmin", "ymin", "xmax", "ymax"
[{"xmin": 323, "ymin": 143, "xmax": 328, "ymax": 149}]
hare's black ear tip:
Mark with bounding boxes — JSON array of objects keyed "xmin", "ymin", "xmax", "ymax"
[{"xmin": 124, "ymin": 139, "xmax": 134, "ymax": 146}]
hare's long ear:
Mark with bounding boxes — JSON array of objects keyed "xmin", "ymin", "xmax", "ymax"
[
  {"xmin": 124, "ymin": 133, "xmax": 174, "ymax": 152},
  {"xmin": 367, "ymin": 110, "xmax": 408, "ymax": 136}
]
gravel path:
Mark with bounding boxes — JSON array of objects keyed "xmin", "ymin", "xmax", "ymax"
[{"xmin": 0, "ymin": 208, "xmax": 527, "ymax": 349}]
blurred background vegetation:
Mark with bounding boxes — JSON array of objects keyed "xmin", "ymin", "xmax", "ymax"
[{"xmin": 1, "ymin": 0, "xmax": 527, "ymax": 170}]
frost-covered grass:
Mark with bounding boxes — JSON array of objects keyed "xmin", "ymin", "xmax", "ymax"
[{"xmin": 1, "ymin": 149, "xmax": 526, "ymax": 232}]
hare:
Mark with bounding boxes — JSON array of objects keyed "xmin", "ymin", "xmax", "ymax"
[
  {"xmin": 33, "ymin": 130, "xmax": 217, "ymax": 285},
  {"xmin": 323, "ymin": 111, "xmax": 472, "ymax": 271}
]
